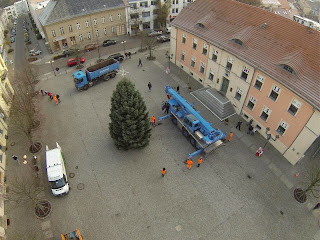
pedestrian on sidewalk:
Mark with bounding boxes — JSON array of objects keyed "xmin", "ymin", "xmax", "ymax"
[
  {"xmin": 128, "ymin": 52, "xmax": 131, "ymax": 59},
  {"xmin": 148, "ymin": 82, "xmax": 152, "ymax": 91},
  {"xmin": 247, "ymin": 125, "xmax": 253, "ymax": 135},
  {"xmin": 151, "ymin": 116, "xmax": 156, "ymax": 127},
  {"xmin": 246, "ymin": 119, "xmax": 253, "ymax": 127},
  {"xmin": 186, "ymin": 159, "xmax": 193, "ymax": 170},
  {"xmin": 56, "ymin": 67, "xmax": 60, "ymax": 74},
  {"xmin": 161, "ymin": 168, "xmax": 166, "ymax": 177},
  {"xmin": 53, "ymin": 95, "xmax": 58, "ymax": 105},
  {"xmin": 12, "ymin": 155, "xmax": 20, "ymax": 165},
  {"xmin": 48, "ymin": 92, "xmax": 53, "ymax": 100},
  {"xmin": 56, "ymin": 94, "xmax": 61, "ymax": 103},
  {"xmin": 41, "ymin": 89, "xmax": 44, "ymax": 96},
  {"xmin": 236, "ymin": 120, "xmax": 242, "ymax": 130},
  {"xmin": 197, "ymin": 157, "xmax": 202, "ymax": 167},
  {"xmin": 228, "ymin": 132, "xmax": 233, "ymax": 142},
  {"xmin": 138, "ymin": 58, "xmax": 142, "ymax": 67},
  {"xmin": 177, "ymin": 86, "xmax": 180, "ymax": 94}
]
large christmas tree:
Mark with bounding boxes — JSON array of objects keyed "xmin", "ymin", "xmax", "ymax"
[{"xmin": 109, "ymin": 78, "xmax": 151, "ymax": 150}]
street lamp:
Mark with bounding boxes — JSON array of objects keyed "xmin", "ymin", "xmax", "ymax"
[
  {"xmin": 23, "ymin": 155, "xmax": 37, "ymax": 172},
  {"xmin": 121, "ymin": 41, "xmax": 126, "ymax": 56},
  {"xmin": 263, "ymin": 127, "xmax": 279, "ymax": 148}
]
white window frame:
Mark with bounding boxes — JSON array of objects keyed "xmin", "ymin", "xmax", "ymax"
[
  {"xmin": 235, "ymin": 88, "xmax": 242, "ymax": 101},
  {"xmin": 288, "ymin": 98, "xmax": 301, "ymax": 116},
  {"xmin": 77, "ymin": 23, "xmax": 81, "ymax": 30},
  {"xmin": 212, "ymin": 50, "xmax": 218, "ymax": 62},
  {"xmin": 260, "ymin": 106, "xmax": 271, "ymax": 122},
  {"xmin": 190, "ymin": 56, "xmax": 196, "ymax": 68},
  {"xmin": 111, "ymin": 26, "xmax": 115, "ymax": 33},
  {"xmin": 118, "ymin": 13, "xmax": 122, "ymax": 20},
  {"xmin": 51, "ymin": 29, "xmax": 56, "ymax": 37},
  {"xmin": 85, "ymin": 20, "xmax": 89, "ymax": 28},
  {"xmin": 109, "ymin": 15, "xmax": 113, "ymax": 22},
  {"xmin": 269, "ymin": 84, "xmax": 281, "ymax": 102},
  {"xmin": 180, "ymin": 50, "xmax": 185, "ymax": 61},
  {"xmin": 202, "ymin": 43, "xmax": 208, "ymax": 55},
  {"xmin": 192, "ymin": 38, "xmax": 198, "ymax": 50},
  {"xmin": 95, "ymin": 30, "xmax": 99, "ymax": 37},
  {"xmin": 208, "ymin": 69, "xmax": 214, "ymax": 81},
  {"xmin": 79, "ymin": 34, "xmax": 83, "ymax": 41},
  {"xmin": 87, "ymin": 32, "xmax": 91, "ymax": 39},
  {"xmin": 277, "ymin": 120, "xmax": 289, "ymax": 136},
  {"xmin": 199, "ymin": 62, "xmax": 205, "ymax": 74},
  {"xmin": 68, "ymin": 25, "xmax": 73, "ymax": 32},
  {"xmin": 104, "ymin": 28, "xmax": 107, "ymax": 35},
  {"xmin": 247, "ymin": 96, "xmax": 256, "ymax": 110},
  {"xmin": 93, "ymin": 18, "xmax": 97, "ymax": 25},
  {"xmin": 254, "ymin": 74, "xmax": 264, "ymax": 91},
  {"xmin": 102, "ymin": 17, "xmax": 106, "ymax": 23},
  {"xmin": 241, "ymin": 66, "xmax": 249, "ymax": 80},
  {"xmin": 60, "ymin": 27, "xmax": 64, "ymax": 35},
  {"xmin": 182, "ymin": 33, "xmax": 186, "ymax": 44}
]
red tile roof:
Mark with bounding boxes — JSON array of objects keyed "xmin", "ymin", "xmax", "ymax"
[{"xmin": 172, "ymin": 0, "xmax": 320, "ymax": 110}]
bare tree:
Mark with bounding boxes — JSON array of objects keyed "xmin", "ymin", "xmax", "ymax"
[
  {"xmin": 154, "ymin": 0, "xmax": 171, "ymax": 29},
  {"xmin": 139, "ymin": 31, "xmax": 148, "ymax": 52},
  {"xmin": 145, "ymin": 37, "xmax": 158, "ymax": 60}
]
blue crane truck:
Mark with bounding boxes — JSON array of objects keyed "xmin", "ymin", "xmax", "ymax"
[
  {"xmin": 73, "ymin": 58, "xmax": 119, "ymax": 90},
  {"xmin": 159, "ymin": 85, "xmax": 227, "ymax": 158}
]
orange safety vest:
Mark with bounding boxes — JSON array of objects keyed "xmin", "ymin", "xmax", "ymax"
[
  {"xmin": 198, "ymin": 158, "xmax": 202, "ymax": 164},
  {"xmin": 151, "ymin": 116, "xmax": 156, "ymax": 123},
  {"xmin": 161, "ymin": 169, "xmax": 166, "ymax": 174},
  {"xmin": 186, "ymin": 159, "xmax": 193, "ymax": 165}
]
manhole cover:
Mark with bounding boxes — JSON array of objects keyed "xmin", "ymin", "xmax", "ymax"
[
  {"xmin": 77, "ymin": 183, "xmax": 85, "ymax": 190},
  {"xmin": 10, "ymin": 142, "xmax": 15, "ymax": 146},
  {"xmin": 69, "ymin": 173, "xmax": 75, "ymax": 178}
]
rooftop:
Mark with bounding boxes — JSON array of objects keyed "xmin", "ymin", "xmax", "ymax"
[{"xmin": 172, "ymin": 0, "xmax": 320, "ymax": 111}]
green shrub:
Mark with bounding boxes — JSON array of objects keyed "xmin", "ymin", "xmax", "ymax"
[
  {"xmin": 34, "ymin": 28, "xmax": 39, "ymax": 34},
  {"xmin": 36, "ymin": 33, "xmax": 42, "ymax": 40},
  {"xmin": 7, "ymin": 49, "xmax": 14, "ymax": 53},
  {"xmin": 4, "ymin": 30, "xmax": 8, "ymax": 38}
]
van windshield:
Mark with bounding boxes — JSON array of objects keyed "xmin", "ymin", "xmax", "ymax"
[{"xmin": 50, "ymin": 175, "xmax": 66, "ymax": 189}]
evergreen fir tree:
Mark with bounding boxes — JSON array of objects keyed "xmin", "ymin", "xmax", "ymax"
[{"xmin": 109, "ymin": 78, "xmax": 151, "ymax": 150}]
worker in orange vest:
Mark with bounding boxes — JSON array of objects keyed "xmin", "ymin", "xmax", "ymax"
[
  {"xmin": 161, "ymin": 168, "xmax": 166, "ymax": 177},
  {"xmin": 197, "ymin": 157, "xmax": 203, "ymax": 167},
  {"xmin": 228, "ymin": 132, "xmax": 233, "ymax": 142},
  {"xmin": 186, "ymin": 159, "xmax": 193, "ymax": 170},
  {"xmin": 151, "ymin": 116, "xmax": 156, "ymax": 126}
]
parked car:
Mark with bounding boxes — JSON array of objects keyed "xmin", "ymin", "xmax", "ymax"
[
  {"xmin": 107, "ymin": 53, "xmax": 124, "ymax": 62},
  {"xmin": 10, "ymin": 36, "xmax": 15, "ymax": 43},
  {"xmin": 85, "ymin": 44, "xmax": 98, "ymax": 51},
  {"xmin": 157, "ymin": 35, "xmax": 170, "ymax": 43},
  {"xmin": 67, "ymin": 57, "xmax": 85, "ymax": 67},
  {"xmin": 29, "ymin": 49, "xmax": 42, "ymax": 56},
  {"xmin": 148, "ymin": 30, "xmax": 163, "ymax": 36},
  {"xmin": 63, "ymin": 49, "xmax": 79, "ymax": 57},
  {"xmin": 103, "ymin": 40, "xmax": 116, "ymax": 46}
]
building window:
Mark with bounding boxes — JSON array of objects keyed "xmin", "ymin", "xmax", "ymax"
[
  {"xmin": 277, "ymin": 120, "xmax": 289, "ymax": 136},
  {"xmin": 260, "ymin": 106, "xmax": 271, "ymax": 122},
  {"xmin": 172, "ymin": 8, "xmax": 174, "ymax": 13},
  {"xmin": 235, "ymin": 88, "xmax": 242, "ymax": 101},
  {"xmin": 109, "ymin": 15, "xmax": 113, "ymax": 22},
  {"xmin": 93, "ymin": 18, "xmax": 97, "ymax": 25},
  {"xmin": 208, "ymin": 69, "xmax": 214, "ymax": 81},
  {"xmin": 190, "ymin": 56, "xmax": 196, "ymax": 68},
  {"xmin": 118, "ymin": 13, "xmax": 122, "ymax": 20},
  {"xmin": 182, "ymin": 33, "xmax": 186, "ymax": 44},
  {"xmin": 77, "ymin": 23, "xmax": 81, "ymax": 30},
  {"xmin": 269, "ymin": 85, "xmax": 281, "ymax": 102},
  {"xmin": 212, "ymin": 50, "xmax": 218, "ymax": 62},
  {"xmin": 51, "ymin": 30, "xmax": 56, "ymax": 37},
  {"xmin": 176, "ymin": 0, "xmax": 179, "ymax": 3},
  {"xmin": 96, "ymin": 30, "xmax": 99, "ymax": 37},
  {"xmin": 192, "ymin": 38, "xmax": 197, "ymax": 50},
  {"xmin": 288, "ymin": 99, "xmax": 301, "ymax": 116},
  {"xmin": 87, "ymin": 32, "xmax": 91, "ymax": 39},
  {"xmin": 254, "ymin": 74, "xmax": 264, "ymax": 91},
  {"xmin": 199, "ymin": 62, "xmax": 205, "ymax": 74},
  {"xmin": 102, "ymin": 17, "xmax": 106, "ymax": 23},
  {"xmin": 176, "ymin": 8, "xmax": 178, "ymax": 13},
  {"xmin": 60, "ymin": 27, "xmax": 64, "ymax": 35},
  {"xmin": 226, "ymin": 57, "xmax": 233, "ymax": 70},
  {"xmin": 180, "ymin": 50, "xmax": 185, "ymax": 61},
  {"xmin": 85, "ymin": 20, "xmax": 89, "ymax": 27},
  {"xmin": 142, "ymin": 12, "xmax": 150, "ymax": 17},
  {"xmin": 202, "ymin": 43, "xmax": 208, "ymax": 55},
  {"xmin": 79, "ymin": 34, "xmax": 83, "ymax": 41},
  {"xmin": 247, "ymin": 96, "xmax": 256, "ymax": 110},
  {"xmin": 111, "ymin": 26, "xmax": 115, "ymax": 33},
  {"xmin": 104, "ymin": 28, "xmax": 107, "ymax": 35},
  {"xmin": 241, "ymin": 66, "xmax": 249, "ymax": 80},
  {"xmin": 68, "ymin": 25, "xmax": 73, "ymax": 32}
]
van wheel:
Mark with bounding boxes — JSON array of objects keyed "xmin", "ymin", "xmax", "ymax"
[
  {"xmin": 172, "ymin": 118, "xmax": 177, "ymax": 125},
  {"xmin": 110, "ymin": 73, "xmax": 116, "ymax": 78},
  {"xmin": 104, "ymin": 75, "xmax": 110, "ymax": 81},
  {"xmin": 83, "ymin": 84, "xmax": 89, "ymax": 90},
  {"xmin": 182, "ymin": 127, "xmax": 189, "ymax": 138}
]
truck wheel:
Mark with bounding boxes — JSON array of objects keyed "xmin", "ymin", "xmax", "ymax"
[
  {"xmin": 110, "ymin": 73, "xmax": 116, "ymax": 78},
  {"xmin": 83, "ymin": 84, "xmax": 89, "ymax": 90},
  {"xmin": 172, "ymin": 118, "xmax": 177, "ymax": 125},
  {"xmin": 190, "ymin": 137, "xmax": 197, "ymax": 148},
  {"xmin": 104, "ymin": 75, "xmax": 110, "ymax": 81},
  {"xmin": 182, "ymin": 128, "xmax": 189, "ymax": 138}
]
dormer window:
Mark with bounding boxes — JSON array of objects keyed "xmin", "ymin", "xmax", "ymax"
[
  {"xmin": 232, "ymin": 38, "xmax": 244, "ymax": 46},
  {"xmin": 196, "ymin": 23, "xmax": 205, "ymax": 28},
  {"xmin": 280, "ymin": 64, "xmax": 297, "ymax": 76}
]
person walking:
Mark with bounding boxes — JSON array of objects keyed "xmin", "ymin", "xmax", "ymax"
[
  {"xmin": 186, "ymin": 159, "xmax": 193, "ymax": 170},
  {"xmin": 228, "ymin": 132, "xmax": 233, "ymax": 142},
  {"xmin": 197, "ymin": 157, "xmax": 202, "ymax": 167},
  {"xmin": 161, "ymin": 168, "xmax": 167, "ymax": 177},
  {"xmin": 177, "ymin": 86, "xmax": 180, "ymax": 93},
  {"xmin": 56, "ymin": 94, "xmax": 61, "ymax": 103},
  {"xmin": 138, "ymin": 58, "xmax": 142, "ymax": 67},
  {"xmin": 12, "ymin": 155, "xmax": 20, "ymax": 165},
  {"xmin": 246, "ymin": 119, "xmax": 253, "ymax": 127},
  {"xmin": 41, "ymin": 89, "xmax": 44, "ymax": 96},
  {"xmin": 236, "ymin": 120, "xmax": 242, "ymax": 130},
  {"xmin": 151, "ymin": 116, "xmax": 156, "ymax": 126},
  {"xmin": 48, "ymin": 92, "xmax": 53, "ymax": 100},
  {"xmin": 53, "ymin": 95, "xmax": 58, "ymax": 105},
  {"xmin": 247, "ymin": 125, "xmax": 254, "ymax": 135},
  {"xmin": 128, "ymin": 52, "xmax": 131, "ymax": 59},
  {"xmin": 148, "ymin": 82, "xmax": 152, "ymax": 91},
  {"xmin": 165, "ymin": 102, "xmax": 170, "ymax": 114}
]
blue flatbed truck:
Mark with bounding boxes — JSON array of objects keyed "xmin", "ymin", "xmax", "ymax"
[{"xmin": 73, "ymin": 59, "xmax": 119, "ymax": 90}]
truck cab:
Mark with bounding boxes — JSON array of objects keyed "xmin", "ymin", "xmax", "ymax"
[
  {"xmin": 74, "ymin": 71, "xmax": 87, "ymax": 90},
  {"xmin": 183, "ymin": 114, "xmax": 200, "ymax": 133},
  {"xmin": 46, "ymin": 143, "xmax": 69, "ymax": 196}
]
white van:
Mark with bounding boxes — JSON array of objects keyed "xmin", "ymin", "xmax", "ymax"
[
  {"xmin": 46, "ymin": 143, "xmax": 69, "ymax": 196},
  {"xmin": 166, "ymin": 26, "xmax": 171, "ymax": 33}
]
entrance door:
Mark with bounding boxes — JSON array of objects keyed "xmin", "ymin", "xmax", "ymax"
[{"xmin": 221, "ymin": 77, "xmax": 229, "ymax": 95}]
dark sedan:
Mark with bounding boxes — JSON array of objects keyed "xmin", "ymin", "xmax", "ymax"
[
  {"xmin": 157, "ymin": 35, "xmax": 170, "ymax": 43},
  {"xmin": 107, "ymin": 53, "xmax": 124, "ymax": 62},
  {"xmin": 103, "ymin": 40, "xmax": 117, "ymax": 46}
]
